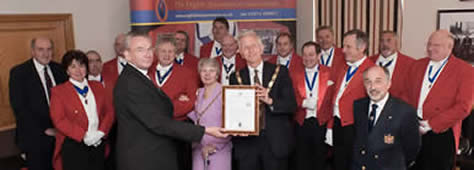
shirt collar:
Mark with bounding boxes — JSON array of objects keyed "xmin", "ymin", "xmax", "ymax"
[
  {"xmin": 128, "ymin": 63, "xmax": 149, "ymax": 77},
  {"xmin": 278, "ymin": 53, "xmax": 292, "ymax": 63},
  {"xmin": 429, "ymin": 55, "xmax": 450, "ymax": 67},
  {"xmin": 321, "ymin": 47, "xmax": 334, "ymax": 55},
  {"xmin": 88, "ymin": 74, "xmax": 102, "ymax": 81},
  {"xmin": 118, "ymin": 56, "xmax": 127, "ymax": 65},
  {"xmin": 369, "ymin": 93, "xmax": 390, "ymax": 110},
  {"xmin": 305, "ymin": 64, "xmax": 319, "ymax": 72},
  {"xmin": 176, "ymin": 52, "xmax": 184, "ymax": 60},
  {"xmin": 223, "ymin": 55, "xmax": 236, "ymax": 64},
  {"xmin": 378, "ymin": 52, "xmax": 397, "ymax": 63},
  {"xmin": 156, "ymin": 63, "xmax": 173, "ymax": 71},
  {"xmin": 33, "ymin": 58, "xmax": 48, "ymax": 71},
  {"xmin": 247, "ymin": 61, "xmax": 264, "ymax": 73},
  {"xmin": 69, "ymin": 78, "xmax": 88, "ymax": 89},
  {"xmin": 347, "ymin": 56, "xmax": 367, "ymax": 68}
]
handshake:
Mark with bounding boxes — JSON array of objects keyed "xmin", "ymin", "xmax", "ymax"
[{"xmin": 83, "ymin": 130, "xmax": 105, "ymax": 147}]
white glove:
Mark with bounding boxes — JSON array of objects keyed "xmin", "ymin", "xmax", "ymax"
[
  {"xmin": 83, "ymin": 130, "xmax": 105, "ymax": 146},
  {"xmin": 419, "ymin": 120, "xmax": 432, "ymax": 135},
  {"xmin": 325, "ymin": 128, "xmax": 333, "ymax": 146},
  {"xmin": 302, "ymin": 97, "xmax": 317, "ymax": 110}
]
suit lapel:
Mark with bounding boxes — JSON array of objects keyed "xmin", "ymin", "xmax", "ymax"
[
  {"xmin": 357, "ymin": 98, "xmax": 370, "ymax": 144},
  {"xmin": 317, "ymin": 67, "xmax": 330, "ymax": 109},
  {"xmin": 240, "ymin": 67, "xmax": 251, "ymax": 85},
  {"xmin": 28, "ymin": 59, "xmax": 49, "ymax": 104},
  {"xmin": 423, "ymin": 56, "xmax": 454, "ymax": 104},
  {"xmin": 65, "ymin": 82, "xmax": 88, "ymax": 124},
  {"xmin": 262, "ymin": 62, "xmax": 273, "ymax": 88}
]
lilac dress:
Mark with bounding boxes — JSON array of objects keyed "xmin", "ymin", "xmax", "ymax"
[{"xmin": 188, "ymin": 83, "xmax": 232, "ymax": 170}]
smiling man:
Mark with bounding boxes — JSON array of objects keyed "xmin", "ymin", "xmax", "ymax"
[{"xmin": 352, "ymin": 66, "xmax": 420, "ymax": 170}]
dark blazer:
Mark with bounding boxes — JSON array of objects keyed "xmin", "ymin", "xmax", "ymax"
[
  {"xmin": 229, "ymin": 61, "xmax": 297, "ymax": 159},
  {"xmin": 114, "ymin": 64, "xmax": 205, "ymax": 170},
  {"xmin": 352, "ymin": 96, "xmax": 420, "ymax": 170},
  {"xmin": 9, "ymin": 59, "xmax": 67, "ymax": 151}
]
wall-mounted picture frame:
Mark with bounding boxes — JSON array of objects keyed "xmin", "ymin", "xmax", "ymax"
[{"xmin": 437, "ymin": 9, "xmax": 474, "ymax": 64}]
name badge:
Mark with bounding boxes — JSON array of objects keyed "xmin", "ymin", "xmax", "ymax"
[{"xmin": 384, "ymin": 133, "xmax": 394, "ymax": 144}]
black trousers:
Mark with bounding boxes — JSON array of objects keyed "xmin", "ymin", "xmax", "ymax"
[
  {"xmin": 294, "ymin": 117, "xmax": 328, "ymax": 170},
  {"xmin": 333, "ymin": 117, "xmax": 355, "ymax": 170},
  {"xmin": 25, "ymin": 136, "xmax": 55, "ymax": 170},
  {"xmin": 411, "ymin": 129, "xmax": 455, "ymax": 170},
  {"xmin": 177, "ymin": 119, "xmax": 193, "ymax": 170},
  {"xmin": 61, "ymin": 137, "xmax": 105, "ymax": 170},
  {"xmin": 235, "ymin": 131, "xmax": 288, "ymax": 170},
  {"xmin": 105, "ymin": 123, "xmax": 117, "ymax": 170}
]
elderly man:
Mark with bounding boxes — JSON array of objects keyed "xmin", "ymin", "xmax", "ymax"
[
  {"xmin": 352, "ymin": 66, "xmax": 420, "ymax": 170},
  {"xmin": 316, "ymin": 26, "xmax": 346, "ymax": 71},
  {"xmin": 200, "ymin": 17, "xmax": 230, "ymax": 58},
  {"xmin": 9, "ymin": 37, "xmax": 68, "ymax": 170},
  {"xmin": 368, "ymin": 31, "xmax": 415, "ymax": 98},
  {"xmin": 114, "ymin": 31, "xmax": 227, "ymax": 170},
  {"xmin": 86, "ymin": 50, "xmax": 104, "ymax": 83},
  {"xmin": 102, "ymin": 33, "xmax": 127, "ymax": 88},
  {"xmin": 268, "ymin": 32, "xmax": 303, "ymax": 74},
  {"xmin": 229, "ymin": 31, "xmax": 297, "ymax": 170},
  {"xmin": 291, "ymin": 41, "xmax": 331, "ymax": 170},
  {"xmin": 404, "ymin": 30, "xmax": 473, "ymax": 170},
  {"xmin": 319, "ymin": 29, "xmax": 375, "ymax": 170},
  {"xmin": 215, "ymin": 34, "xmax": 246, "ymax": 85}
]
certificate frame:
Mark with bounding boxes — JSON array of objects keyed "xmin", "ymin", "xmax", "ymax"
[{"xmin": 222, "ymin": 85, "xmax": 260, "ymax": 135}]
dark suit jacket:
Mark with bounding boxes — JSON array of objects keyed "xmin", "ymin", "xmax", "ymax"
[
  {"xmin": 114, "ymin": 64, "xmax": 205, "ymax": 170},
  {"xmin": 9, "ymin": 59, "xmax": 67, "ymax": 151},
  {"xmin": 229, "ymin": 61, "xmax": 297, "ymax": 159},
  {"xmin": 352, "ymin": 96, "xmax": 420, "ymax": 170}
]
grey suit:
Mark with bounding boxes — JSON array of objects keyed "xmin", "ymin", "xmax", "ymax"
[
  {"xmin": 352, "ymin": 96, "xmax": 420, "ymax": 170},
  {"xmin": 114, "ymin": 64, "xmax": 204, "ymax": 170}
]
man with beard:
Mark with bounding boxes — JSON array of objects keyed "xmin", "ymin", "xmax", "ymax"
[
  {"xmin": 368, "ymin": 31, "xmax": 414, "ymax": 98},
  {"xmin": 352, "ymin": 66, "xmax": 420, "ymax": 170}
]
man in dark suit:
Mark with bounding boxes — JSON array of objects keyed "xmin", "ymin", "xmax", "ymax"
[
  {"xmin": 352, "ymin": 66, "xmax": 420, "ymax": 170},
  {"xmin": 9, "ymin": 37, "xmax": 68, "ymax": 170},
  {"xmin": 113, "ymin": 31, "xmax": 227, "ymax": 170},
  {"xmin": 229, "ymin": 31, "xmax": 297, "ymax": 170}
]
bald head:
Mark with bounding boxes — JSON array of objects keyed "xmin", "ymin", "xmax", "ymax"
[{"xmin": 427, "ymin": 29, "xmax": 454, "ymax": 61}]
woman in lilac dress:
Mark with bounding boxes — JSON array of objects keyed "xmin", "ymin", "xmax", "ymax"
[{"xmin": 188, "ymin": 58, "xmax": 232, "ymax": 170}]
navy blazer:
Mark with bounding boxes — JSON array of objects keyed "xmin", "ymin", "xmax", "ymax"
[{"xmin": 352, "ymin": 96, "xmax": 420, "ymax": 170}]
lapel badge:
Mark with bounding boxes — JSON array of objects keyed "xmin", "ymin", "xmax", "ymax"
[
  {"xmin": 384, "ymin": 133, "xmax": 394, "ymax": 144},
  {"xmin": 74, "ymin": 110, "xmax": 78, "ymax": 114},
  {"xmin": 388, "ymin": 116, "xmax": 392, "ymax": 120}
]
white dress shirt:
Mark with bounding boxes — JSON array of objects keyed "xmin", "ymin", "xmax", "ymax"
[
  {"xmin": 117, "ymin": 57, "xmax": 128, "ymax": 75},
  {"xmin": 321, "ymin": 47, "xmax": 335, "ymax": 67},
  {"xmin": 303, "ymin": 65, "xmax": 320, "ymax": 118},
  {"xmin": 210, "ymin": 41, "xmax": 222, "ymax": 58},
  {"xmin": 155, "ymin": 64, "xmax": 173, "ymax": 86},
  {"xmin": 416, "ymin": 56, "xmax": 449, "ymax": 119},
  {"xmin": 69, "ymin": 78, "xmax": 99, "ymax": 133},
  {"xmin": 376, "ymin": 52, "xmax": 398, "ymax": 78},
  {"xmin": 88, "ymin": 74, "xmax": 102, "ymax": 82},
  {"xmin": 277, "ymin": 53, "xmax": 292, "ymax": 68},
  {"xmin": 368, "ymin": 93, "xmax": 390, "ymax": 126},
  {"xmin": 221, "ymin": 55, "xmax": 236, "ymax": 85},
  {"xmin": 33, "ymin": 58, "xmax": 57, "ymax": 103},
  {"xmin": 176, "ymin": 52, "xmax": 184, "ymax": 63},
  {"xmin": 247, "ymin": 62, "xmax": 264, "ymax": 85},
  {"xmin": 334, "ymin": 56, "xmax": 367, "ymax": 118}
]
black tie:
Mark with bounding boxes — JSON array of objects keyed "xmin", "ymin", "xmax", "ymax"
[
  {"xmin": 44, "ymin": 66, "xmax": 53, "ymax": 97},
  {"xmin": 368, "ymin": 104, "xmax": 378, "ymax": 132},
  {"xmin": 254, "ymin": 69, "xmax": 265, "ymax": 130}
]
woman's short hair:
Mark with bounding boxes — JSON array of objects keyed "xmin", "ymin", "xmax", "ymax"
[
  {"xmin": 61, "ymin": 50, "xmax": 89, "ymax": 73},
  {"xmin": 197, "ymin": 58, "xmax": 221, "ymax": 76}
]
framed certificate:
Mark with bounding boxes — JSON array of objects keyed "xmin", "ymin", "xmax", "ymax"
[{"xmin": 222, "ymin": 85, "xmax": 260, "ymax": 135}]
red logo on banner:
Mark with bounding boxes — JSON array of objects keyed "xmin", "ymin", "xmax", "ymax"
[{"xmin": 155, "ymin": 0, "xmax": 168, "ymax": 22}]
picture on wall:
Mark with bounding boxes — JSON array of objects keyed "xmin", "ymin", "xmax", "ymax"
[{"xmin": 438, "ymin": 9, "xmax": 474, "ymax": 64}]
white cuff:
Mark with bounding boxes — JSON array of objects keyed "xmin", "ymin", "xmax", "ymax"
[{"xmin": 325, "ymin": 128, "xmax": 333, "ymax": 146}]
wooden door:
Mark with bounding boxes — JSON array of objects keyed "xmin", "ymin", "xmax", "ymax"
[{"xmin": 0, "ymin": 14, "xmax": 74, "ymax": 132}]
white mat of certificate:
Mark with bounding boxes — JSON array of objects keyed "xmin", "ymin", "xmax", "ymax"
[{"xmin": 223, "ymin": 88, "xmax": 256, "ymax": 131}]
